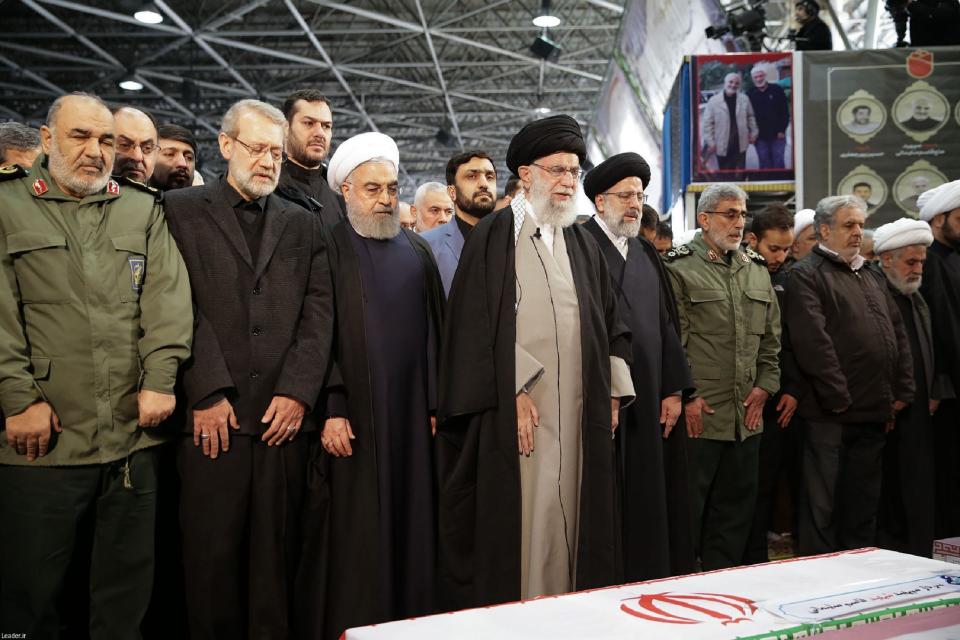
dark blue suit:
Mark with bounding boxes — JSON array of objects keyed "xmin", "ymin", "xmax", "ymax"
[{"xmin": 421, "ymin": 216, "xmax": 464, "ymax": 296}]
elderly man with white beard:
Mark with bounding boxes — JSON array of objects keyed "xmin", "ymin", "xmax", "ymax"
[
  {"xmin": 295, "ymin": 132, "xmax": 445, "ymax": 640},
  {"xmin": 435, "ymin": 115, "xmax": 635, "ymax": 610},
  {"xmin": 163, "ymin": 99, "xmax": 334, "ymax": 639},
  {"xmin": 874, "ymin": 218, "xmax": 950, "ymax": 558}
]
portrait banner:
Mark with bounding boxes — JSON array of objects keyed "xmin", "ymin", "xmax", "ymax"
[
  {"xmin": 799, "ymin": 47, "xmax": 960, "ymax": 226},
  {"xmin": 691, "ymin": 52, "xmax": 795, "ymax": 184}
]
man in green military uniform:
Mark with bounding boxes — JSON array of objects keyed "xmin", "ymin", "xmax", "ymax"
[
  {"xmin": 0, "ymin": 92, "xmax": 193, "ymax": 638},
  {"xmin": 664, "ymin": 183, "xmax": 780, "ymax": 570}
]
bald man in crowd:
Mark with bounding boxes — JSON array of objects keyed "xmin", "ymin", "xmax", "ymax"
[{"xmin": 112, "ymin": 106, "xmax": 159, "ymax": 184}]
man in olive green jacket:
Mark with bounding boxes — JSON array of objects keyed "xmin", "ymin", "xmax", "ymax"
[
  {"xmin": 664, "ymin": 183, "xmax": 780, "ymax": 570},
  {"xmin": 0, "ymin": 93, "xmax": 193, "ymax": 639}
]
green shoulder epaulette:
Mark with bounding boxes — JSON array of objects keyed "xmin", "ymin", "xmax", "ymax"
[
  {"xmin": 662, "ymin": 244, "xmax": 692, "ymax": 262},
  {"xmin": 744, "ymin": 247, "xmax": 767, "ymax": 265},
  {"xmin": 116, "ymin": 174, "xmax": 161, "ymax": 198},
  {"xmin": 0, "ymin": 164, "xmax": 28, "ymax": 181}
]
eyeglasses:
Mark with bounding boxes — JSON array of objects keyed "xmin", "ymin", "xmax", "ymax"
[
  {"xmin": 116, "ymin": 138, "xmax": 157, "ymax": 156},
  {"xmin": 704, "ymin": 210, "xmax": 748, "ymax": 222},
  {"xmin": 530, "ymin": 162, "xmax": 581, "ymax": 181},
  {"xmin": 232, "ymin": 136, "xmax": 283, "ymax": 162},
  {"xmin": 603, "ymin": 190, "xmax": 649, "ymax": 204},
  {"xmin": 343, "ymin": 181, "xmax": 402, "ymax": 199}
]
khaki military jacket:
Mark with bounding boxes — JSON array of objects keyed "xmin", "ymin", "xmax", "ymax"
[
  {"xmin": 0, "ymin": 158, "xmax": 193, "ymax": 466},
  {"xmin": 664, "ymin": 232, "xmax": 781, "ymax": 441}
]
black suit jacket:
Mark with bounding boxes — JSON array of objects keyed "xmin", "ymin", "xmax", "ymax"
[{"xmin": 164, "ymin": 181, "xmax": 334, "ymax": 434}]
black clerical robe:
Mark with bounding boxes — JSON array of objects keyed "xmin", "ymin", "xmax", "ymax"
[
  {"xmin": 295, "ymin": 220, "xmax": 445, "ymax": 640},
  {"xmin": 276, "ymin": 159, "xmax": 345, "ymax": 227},
  {"xmin": 919, "ymin": 239, "xmax": 960, "ymax": 538},
  {"xmin": 582, "ymin": 218, "xmax": 695, "ymax": 580},
  {"xmin": 435, "ymin": 207, "xmax": 632, "ymax": 610},
  {"xmin": 879, "ymin": 284, "xmax": 942, "ymax": 557}
]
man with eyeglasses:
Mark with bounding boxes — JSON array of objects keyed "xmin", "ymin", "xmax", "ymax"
[
  {"xmin": 664, "ymin": 183, "xmax": 781, "ymax": 570},
  {"xmin": 785, "ymin": 195, "xmax": 913, "ymax": 556},
  {"xmin": 277, "ymin": 89, "xmax": 345, "ymax": 227},
  {"xmin": 111, "ymin": 105, "xmax": 159, "ymax": 184},
  {"xmin": 163, "ymin": 98, "xmax": 334, "ymax": 638},
  {"xmin": 295, "ymin": 131, "xmax": 444, "ymax": 639},
  {"xmin": 436, "ymin": 115, "xmax": 634, "ymax": 609},
  {"xmin": 422, "ymin": 149, "xmax": 498, "ymax": 295},
  {"xmin": 582, "ymin": 152, "xmax": 695, "ymax": 581}
]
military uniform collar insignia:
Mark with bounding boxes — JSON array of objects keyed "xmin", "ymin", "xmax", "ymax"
[{"xmin": 32, "ymin": 178, "xmax": 47, "ymax": 196}]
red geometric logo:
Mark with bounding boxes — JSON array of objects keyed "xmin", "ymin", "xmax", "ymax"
[
  {"xmin": 620, "ymin": 592, "xmax": 758, "ymax": 625},
  {"xmin": 907, "ymin": 50, "xmax": 933, "ymax": 79},
  {"xmin": 107, "ymin": 179, "xmax": 120, "ymax": 195}
]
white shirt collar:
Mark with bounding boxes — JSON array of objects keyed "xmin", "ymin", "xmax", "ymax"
[
  {"xmin": 593, "ymin": 213, "xmax": 628, "ymax": 259},
  {"xmin": 818, "ymin": 242, "xmax": 865, "ymax": 271}
]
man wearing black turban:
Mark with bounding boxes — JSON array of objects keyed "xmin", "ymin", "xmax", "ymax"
[
  {"xmin": 436, "ymin": 116, "xmax": 635, "ymax": 609},
  {"xmin": 582, "ymin": 153, "xmax": 696, "ymax": 581}
]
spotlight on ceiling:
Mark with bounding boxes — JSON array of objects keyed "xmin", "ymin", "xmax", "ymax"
[
  {"xmin": 533, "ymin": 0, "xmax": 561, "ymax": 28},
  {"xmin": 530, "ymin": 34, "xmax": 562, "ymax": 62},
  {"xmin": 134, "ymin": 4, "xmax": 164, "ymax": 24},
  {"xmin": 535, "ymin": 106, "xmax": 552, "ymax": 115},
  {"xmin": 119, "ymin": 78, "xmax": 144, "ymax": 91}
]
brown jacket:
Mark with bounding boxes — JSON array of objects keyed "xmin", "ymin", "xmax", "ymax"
[{"xmin": 784, "ymin": 246, "xmax": 914, "ymax": 423}]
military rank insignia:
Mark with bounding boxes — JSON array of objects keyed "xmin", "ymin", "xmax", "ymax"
[
  {"xmin": 107, "ymin": 179, "xmax": 120, "ymax": 195},
  {"xmin": 32, "ymin": 178, "xmax": 48, "ymax": 196},
  {"xmin": 128, "ymin": 256, "xmax": 145, "ymax": 292}
]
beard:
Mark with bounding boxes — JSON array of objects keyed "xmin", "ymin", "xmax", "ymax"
[
  {"xmin": 604, "ymin": 207, "xmax": 641, "ymax": 238},
  {"xmin": 48, "ymin": 142, "xmax": 110, "ymax": 197},
  {"xmin": 346, "ymin": 201, "xmax": 400, "ymax": 240},
  {"xmin": 705, "ymin": 225, "xmax": 742, "ymax": 252},
  {"xmin": 887, "ymin": 271, "xmax": 922, "ymax": 296},
  {"xmin": 942, "ymin": 219, "xmax": 960, "ymax": 251},
  {"xmin": 231, "ymin": 163, "xmax": 279, "ymax": 199},
  {"xmin": 113, "ymin": 155, "xmax": 148, "ymax": 182},
  {"xmin": 152, "ymin": 167, "xmax": 192, "ymax": 190},
  {"xmin": 454, "ymin": 185, "xmax": 496, "ymax": 219},
  {"xmin": 287, "ymin": 133, "xmax": 326, "ymax": 167},
  {"xmin": 527, "ymin": 177, "xmax": 578, "ymax": 228}
]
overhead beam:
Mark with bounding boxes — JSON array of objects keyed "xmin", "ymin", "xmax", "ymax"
[
  {"xmin": 135, "ymin": 75, "xmax": 220, "ymax": 136},
  {"xmin": 31, "ymin": 0, "xmax": 184, "ymax": 34},
  {"xmin": 153, "ymin": 0, "xmax": 257, "ymax": 94},
  {"xmin": 22, "ymin": 0, "xmax": 124, "ymax": 67},
  {"xmin": 0, "ymin": 52, "xmax": 65, "ymax": 94},
  {"xmin": 413, "ymin": 0, "xmax": 463, "ymax": 149}
]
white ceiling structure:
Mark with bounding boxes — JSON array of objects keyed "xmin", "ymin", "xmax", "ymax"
[{"xmin": 0, "ymin": 0, "xmax": 626, "ymax": 185}]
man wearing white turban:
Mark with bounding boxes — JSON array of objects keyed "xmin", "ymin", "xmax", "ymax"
[
  {"xmin": 875, "ymin": 218, "xmax": 951, "ymax": 557},
  {"xmin": 296, "ymin": 132, "xmax": 446, "ymax": 640},
  {"xmin": 917, "ymin": 179, "xmax": 960, "ymax": 541},
  {"xmin": 791, "ymin": 208, "xmax": 818, "ymax": 261}
]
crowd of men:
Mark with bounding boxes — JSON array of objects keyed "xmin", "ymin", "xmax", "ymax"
[{"xmin": 0, "ymin": 90, "xmax": 958, "ymax": 640}]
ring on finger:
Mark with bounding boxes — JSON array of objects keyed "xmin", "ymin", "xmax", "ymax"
[{"xmin": 200, "ymin": 433, "xmax": 211, "ymax": 439}]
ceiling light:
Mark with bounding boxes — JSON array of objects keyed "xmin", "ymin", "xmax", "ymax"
[
  {"xmin": 533, "ymin": 0, "xmax": 561, "ymax": 28},
  {"xmin": 134, "ymin": 4, "xmax": 164, "ymax": 24},
  {"xmin": 119, "ymin": 78, "xmax": 144, "ymax": 91},
  {"xmin": 535, "ymin": 106, "xmax": 552, "ymax": 115}
]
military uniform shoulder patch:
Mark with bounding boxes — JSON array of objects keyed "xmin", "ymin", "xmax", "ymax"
[
  {"xmin": 744, "ymin": 247, "xmax": 767, "ymax": 265},
  {"xmin": 116, "ymin": 175, "xmax": 160, "ymax": 198},
  {"xmin": 0, "ymin": 164, "xmax": 27, "ymax": 182},
  {"xmin": 663, "ymin": 244, "xmax": 692, "ymax": 262}
]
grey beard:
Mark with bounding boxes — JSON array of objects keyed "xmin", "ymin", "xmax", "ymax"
[
  {"xmin": 887, "ymin": 272, "xmax": 922, "ymax": 296},
  {"xmin": 348, "ymin": 208, "xmax": 401, "ymax": 240},
  {"xmin": 48, "ymin": 145, "xmax": 109, "ymax": 197},
  {"xmin": 527, "ymin": 181, "xmax": 578, "ymax": 228},
  {"xmin": 609, "ymin": 215, "xmax": 641, "ymax": 238}
]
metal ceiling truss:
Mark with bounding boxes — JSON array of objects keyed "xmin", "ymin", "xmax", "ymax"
[{"xmin": 0, "ymin": 0, "xmax": 625, "ymax": 185}]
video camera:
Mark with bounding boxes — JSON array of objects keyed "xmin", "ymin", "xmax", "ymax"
[{"xmin": 705, "ymin": 0, "xmax": 769, "ymax": 51}]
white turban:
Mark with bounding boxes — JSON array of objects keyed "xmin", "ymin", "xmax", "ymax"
[
  {"xmin": 873, "ymin": 217, "xmax": 933, "ymax": 254},
  {"xmin": 918, "ymin": 180, "xmax": 960, "ymax": 222},
  {"xmin": 794, "ymin": 208, "xmax": 815, "ymax": 236},
  {"xmin": 326, "ymin": 131, "xmax": 400, "ymax": 193}
]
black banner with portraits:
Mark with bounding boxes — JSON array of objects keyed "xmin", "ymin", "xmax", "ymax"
[
  {"xmin": 799, "ymin": 47, "xmax": 960, "ymax": 227},
  {"xmin": 691, "ymin": 52, "xmax": 795, "ymax": 184}
]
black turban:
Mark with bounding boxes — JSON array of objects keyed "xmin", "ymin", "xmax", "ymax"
[
  {"xmin": 583, "ymin": 152, "xmax": 651, "ymax": 201},
  {"xmin": 505, "ymin": 115, "xmax": 586, "ymax": 175}
]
